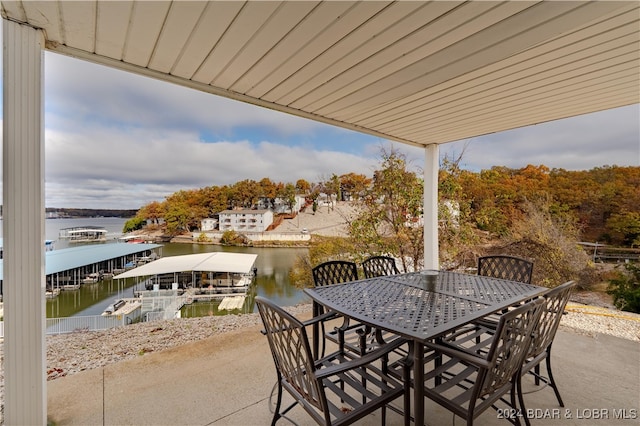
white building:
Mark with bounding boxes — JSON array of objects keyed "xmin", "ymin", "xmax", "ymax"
[
  {"xmin": 218, "ymin": 209, "xmax": 274, "ymax": 233},
  {"xmin": 200, "ymin": 218, "xmax": 218, "ymax": 232}
]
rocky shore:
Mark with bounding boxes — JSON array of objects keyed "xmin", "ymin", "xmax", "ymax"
[{"xmin": 41, "ymin": 302, "xmax": 638, "ymax": 380}]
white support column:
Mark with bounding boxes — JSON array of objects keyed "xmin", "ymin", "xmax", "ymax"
[
  {"xmin": 424, "ymin": 144, "xmax": 439, "ymax": 270},
  {"xmin": 3, "ymin": 20, "xmax": 46, "ymax": 424}
]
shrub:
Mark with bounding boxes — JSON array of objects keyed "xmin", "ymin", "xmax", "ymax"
[
  {"xmin": 607, "ymin": 263, "xmax": 640, "ymax": 313},
  {"xmin": 123, "ymin": 217, "xmax": 146, "ymax": 233}
]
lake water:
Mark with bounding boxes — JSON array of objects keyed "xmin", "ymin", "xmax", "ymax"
[{"xmin": 1, "ymin": 218, "xmax": 310, "ymax": 318}]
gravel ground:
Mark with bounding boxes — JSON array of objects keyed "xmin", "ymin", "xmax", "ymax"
[{"xmin": 1, "ymin": 301, "xmax": 638, "ymax": 421}]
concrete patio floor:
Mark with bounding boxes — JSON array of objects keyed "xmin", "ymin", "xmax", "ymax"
[{"xmin": 47, "ymin": 317, "xmax": 639, "ymax": 426}]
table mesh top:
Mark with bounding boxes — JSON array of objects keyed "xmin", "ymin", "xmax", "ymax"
[{"xmin": 307, "ymin": 271, "xmax": 544, "ymax": 340}]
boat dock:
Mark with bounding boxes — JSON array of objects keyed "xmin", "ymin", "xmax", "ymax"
[
  {"xmin": 114, "ymin": 252, "xmax": 258, "ymax": 319},
  {"xmin": 0, "ymin": 243, "xmax": 163, "ymax": 296},
  {"xmin": 59, "ymin": 226, "xmax": 109, "ymax": 243}
]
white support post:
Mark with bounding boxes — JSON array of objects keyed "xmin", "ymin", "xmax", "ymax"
[
  {"xmin": 424, "ymin": 144, "xmax": 439, "ymax": 270},
  {"xmin": 3, "ymin": 20, "xmax": 46, "ymax": 424}
]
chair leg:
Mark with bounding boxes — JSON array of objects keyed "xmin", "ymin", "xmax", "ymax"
[
  {"xmin": 545, "ymin": 347, "xmax": 565, "ymax": 407},
  {"xmin": 358, "ymin": 327, "xmax": 368, "ymax": 404},
  {"xmin": 517, "ymin": 373, "xmax": 531, "ymax": 426},
  {"xmin": 271, "ymin": 377, "xmax": 283, "ymax": 426},
  {"xmin": 434, "ymin": 337, "xmax": 443, "ymax": 386},
  {"xmin": 403, "ymin": 356, "xmax": 412, "ymax": 426},
  {"xmin": 510, "ymin": 379, "xmax": 523, "ymax": 426}
]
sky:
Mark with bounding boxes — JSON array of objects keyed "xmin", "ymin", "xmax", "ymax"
[{"xmin": 0, "ymin": 36, "xmax": 638, "ymax": 210}]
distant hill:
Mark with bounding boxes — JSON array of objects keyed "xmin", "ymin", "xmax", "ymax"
[{"xmin": 45, "ymin": 208, "xmax": 138, "ymax": 218}]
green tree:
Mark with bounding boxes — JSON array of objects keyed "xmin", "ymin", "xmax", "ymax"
[
  {"xmin": 289, "ymin": 236, "xmax": 357, "ymax": 288},
  {"xmin": 607, "ymin": 263, "xmax": 640, "ymax": 313},
  {"xmin": 279, "ymin": 183, "xmax": 298, "ymax": 213},
  {"xmin": 606, "ymin": 212, "xmax": 640, "ymax": 247},
  {"xmin": 123, "ymin": 217, "xmax": 146, "ymax": 233}
]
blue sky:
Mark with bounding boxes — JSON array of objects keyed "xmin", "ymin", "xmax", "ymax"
[{"xmin": 1, "ymin": 37, "xmax": 638, "ymax": 209}]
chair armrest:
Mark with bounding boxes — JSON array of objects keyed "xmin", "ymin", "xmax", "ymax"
[
  {"xmin": 260, "ymin": 310, "xmax": 338, "ymax": 335},
  {"xmin": 301, "ymin": 310, "xmax": 338, "ymax": 327},
  {"xmin": 316, "ymin": 337, "xmax": 409, "ymax": 379},
  {"xmin": 424, "ymin": 340, "xmax": 490, "ymax": 370}
]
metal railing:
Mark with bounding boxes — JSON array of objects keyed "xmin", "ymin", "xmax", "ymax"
[
  {"xmin": 46, "ymin": 315, "xmax": 126, "ymax": 335},
  {"xmin": 0, "ymin": 294, "xmax": 190, "ymax": 338}
]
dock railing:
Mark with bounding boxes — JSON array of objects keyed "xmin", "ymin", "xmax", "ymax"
[
  {"xmin": 0, "ymin": 316, "xmax": 127, "ymax": 338},
  {"xmin": 45, "ymin": 315, "xmax": 126, "ymax": 335}
]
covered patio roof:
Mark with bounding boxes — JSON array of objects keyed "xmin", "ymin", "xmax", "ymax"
[
  {"xmin": 2, "ymin": 0, "xmax": 638, "ymax": 147},
  {"xmin": 1, "ymin": 1, "xmax": 639, "ymax": 423}
]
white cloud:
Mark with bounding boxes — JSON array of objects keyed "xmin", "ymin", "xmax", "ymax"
[
  {"xmin": 443, "ymin": 104, "xmax": 640, "ymax": 171},
  {"xmin": 42, "ymin": 122, "xmax": 376, "ymax": 209}
]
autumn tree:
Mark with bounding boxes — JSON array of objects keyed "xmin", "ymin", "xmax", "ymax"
[
  {"xmin": 295, "ymin": 179, "xmax": 311, "ymax": 195},
  {"xmin": 137, "ymin": 200, "xmax": 164, "ymax": 225},
  {"xmin": 199, "ymin": 185, "xmax": 229, "ymax": 216},
  {"xmin": 438, "ymin": 155, "xmax": 479, "ymax": 268},
  {"xmin": 348, "ymin": 148, "xmax": 424, "ymax": 272},
  {"xmin": 230, "ymin": 179, "xmax": 260, "ymax": 209},
  {"xmin": 339, "ymin": 172, "xmax": 371, "ymax": 201}
]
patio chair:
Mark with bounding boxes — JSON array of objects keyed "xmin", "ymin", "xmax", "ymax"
[
  {"xmin": 422, "ymin": 298, "xmax": 545, "ymax": 426},
  {"xmin": 475, "ymin": 255, "xmax": 535, "ymax": 326},
  {"xmin": 312, "ymin": 260, "xmax": 359, "ymax": 286},
  {"xmin": 477, "ymin": 255, "xmax": 534, "ymax": 284},
  {"xmin": 312, "ymin": 261, "xmax": 369, "ymax": 356},
  {"xmin": 362, "ymin": 255, "xmax": 400, "ymax": 278},
  {"xmin": 361, "ymin": 256, "xmax": 404, "ymax": 348},
  {"xmin": 517, "ymin": 281, "xmax": 576, "ymax": 426},
  {"xmin": 256, "ymin": 296, "xmax": 410, "ymax": 426}
]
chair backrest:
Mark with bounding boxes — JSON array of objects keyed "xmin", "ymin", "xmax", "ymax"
[
  {"xmin": 477, "ymin": 255, "xmax": 534, "ymax": 284},
  {"xmin": 362, "ymin": 256, "xmax": 400, "ymax": 279},
  {"xmin": 312, "ymin": 260, "xmax": 358, "ymax": 287},
  {"xmin": 255, "ymin": 296, "xmax": 325, "ymax": 411},
  {"xmin": 528, "ymin": 281, "xmax": 576, "ymax": 359},
  {"xmin": 479, "ymin": 298, "xmax": 545, "ymax": 396}
]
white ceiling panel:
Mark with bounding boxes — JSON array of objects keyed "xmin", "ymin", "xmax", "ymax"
[
  {"xmin": 147, "ymin": 1, "xmax": 207, "ymax": 73},
  {"xmin": 1, "ymin": 0, "xmax": 637, "ymax": 147},
  {"xmin": 58, "ymin": 1, "xmax": 96, "ymax": 52},
  {"xmin": 211, "ymin": 1, "xmax": 319, "ymax": 88},
  {"xmin": 191, "ymin": 1, "xmax": 282, "ymax": 84},
  {"xmin": 122, "ymin": 1, "xmax": 170, "ymax": 67},
  {"xmin": 169, "ymin": 1, "xmax": 243, "ymax": 79},
  {"xmin": 95, "ymin": 1, "xmax": 132, "ymax": 59}
]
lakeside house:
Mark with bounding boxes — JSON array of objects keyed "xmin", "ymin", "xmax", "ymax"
[{"xmin": 218, "ymin": 209, "xmax": 274, "ymax": 233}]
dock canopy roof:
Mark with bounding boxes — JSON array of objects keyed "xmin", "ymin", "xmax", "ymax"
[
  {"xmin": 0, "ymin": 243, "xmax": 162, "ymax": 280},
  {"xmin": 113, "ymin": 252, "xmax": 258, "ymax": 279}
]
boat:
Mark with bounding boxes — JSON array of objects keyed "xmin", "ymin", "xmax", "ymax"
[
  {"xmin": 201, "ymin": 271, "xmax": 254, "ymax": 288},
  {"xmin": 82, "ymin": 272, "xmax": 102, "ymax": 284},
  {"xmin": 59, "ymin": 226, "xmax": 108, "ymax": 243},
  {"xmin": 119, "ymin": 235, "xmax": 146, "ymax": 244},
  {"xmin": 45, "ymin": 288, "xmax": 61, "ymax": 299},
  {"xmin": 102, "ymin": 299, "xmax": 127, "ymax": 315}
]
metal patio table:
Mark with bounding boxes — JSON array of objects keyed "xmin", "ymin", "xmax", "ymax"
[{"xmin": 304, "ymin": 270, "xmax": 546, "ymax": 426}]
